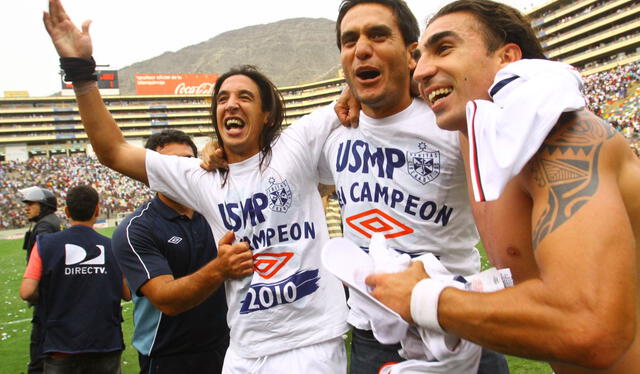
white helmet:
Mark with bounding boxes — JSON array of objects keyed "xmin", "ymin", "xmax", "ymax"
[{"xmin": 19, "ymin": 186, "xmax": 57, "ymax": 210}]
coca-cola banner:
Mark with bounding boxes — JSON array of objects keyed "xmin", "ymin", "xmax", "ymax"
[{"xmin": 135, "ymin": 74, "xmax": 218, "ymax": 95}]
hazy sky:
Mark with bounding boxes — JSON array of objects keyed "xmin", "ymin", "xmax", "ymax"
[{"xmin": 2, "ymin": 0, "xmax": 546, "ymax": 97}]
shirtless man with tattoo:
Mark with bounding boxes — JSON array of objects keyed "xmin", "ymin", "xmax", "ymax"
[{"xmin": 363, "ymin": 1, "xmax": 640, "ymax": 373}]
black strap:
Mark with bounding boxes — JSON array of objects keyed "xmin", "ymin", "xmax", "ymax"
[{"xmin": 59, "ymin": 57, "xmax": 97, "ymax": 82}]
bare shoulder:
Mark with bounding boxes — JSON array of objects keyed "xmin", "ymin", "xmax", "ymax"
[
  {"xmin": 538, "ymin": 110, "xmax": 616, "ymax": 154},
  {"xmin": 522, "ymin": 110, "xmax": 619, "ymax": 249}
]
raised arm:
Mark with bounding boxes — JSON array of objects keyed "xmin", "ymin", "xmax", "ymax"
[{"xmin": 43, "ymin": 0, "xmax": 147, "ymax": 183}]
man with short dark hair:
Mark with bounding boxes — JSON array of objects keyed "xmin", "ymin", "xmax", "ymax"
[
  {"xmin": 19, "ymin": 186, "xmax": 64, "ymax": 374},
  {"xmin": 322, "ymin": 1, "xmax": 508, "ymax": 372},
  {"xmin": 20, "ymin": 185, "xmax": 129, "ymax": 374},
  {"xmin": 365, "ymin": 0, "xmax": 640, "ymax": 373},
  {"xmin": 201, "ymin": 1, "xmax": 509, "ymax": 372},
  {"xmin": 111, "ymin": 129, "xmax": 233, "ymax": 374}
]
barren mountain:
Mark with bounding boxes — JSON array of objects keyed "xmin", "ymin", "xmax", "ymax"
[{"xmin": 117, "ymin": 18, "xmax": 341, "ymax": 95}]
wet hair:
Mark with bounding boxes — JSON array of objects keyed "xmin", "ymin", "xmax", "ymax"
[
  {"xmin": 336, "ymin": 0, "xmax": 420, "ymax": 49},
  {"xmin": 428, "ymin": 0, "xmax": 546, "ymax": 59},
  {"xmin": 144, "ymin": 129, "xmax": 198, "ymax": 157},
  {"xmin": 66, "ymin": 185, "xmax": 99, "ymax": 222},
  {"xmin": 211, "ymin": 65, "xmax": 284, "ymax": 176}
]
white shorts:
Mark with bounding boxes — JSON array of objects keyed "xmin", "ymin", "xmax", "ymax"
[{"xmin": 222, "ymin": 336, "xmax": 347, "ymax": 374}]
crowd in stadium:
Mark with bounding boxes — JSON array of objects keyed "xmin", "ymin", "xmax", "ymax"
[
  {"xmin": 583, "ymin": 60, "xmax": 640, "ymax": 156},
  {"xmin": 0, "ymin": 61, "xmax": 638, "ymax": 230},
  {"xmin": 0, "ymin": 156, "xmax": 153, "ymax": 229}
]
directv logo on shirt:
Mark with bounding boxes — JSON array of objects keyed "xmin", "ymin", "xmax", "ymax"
[
  {"xmin": 239, "ymin": 269, "xmax": 320, "ymax": 314},
  {"xmin": 64, "ymin": 243, "xmax": 107, "ymax": 275}
]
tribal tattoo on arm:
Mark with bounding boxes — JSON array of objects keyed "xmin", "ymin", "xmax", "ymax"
[{"xmin": 530, "ymin": 112, "xmax": 616, "ymax": 249}]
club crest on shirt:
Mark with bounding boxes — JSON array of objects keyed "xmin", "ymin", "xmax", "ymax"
[
  {"xmin": 266, "ymin": 177, "xmax": 292, "ymax": 213},
  {"xmin": 407, "ymin": 142, "xmax": 440, "ymax": 185}
]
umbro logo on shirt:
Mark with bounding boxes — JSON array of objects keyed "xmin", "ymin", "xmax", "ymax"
[
  {"xmin": 253, "ymin": 252, "xmax": 293, "ymax": 279},
  {"xmin": 346, "ymin": 209, "xmax": 414, "ymax": 239},
  {"xmin": 168, "ymin": 236, "xmax": 183, "ymax": 244}
]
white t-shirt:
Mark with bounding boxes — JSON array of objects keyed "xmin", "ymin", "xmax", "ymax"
[
  {"xmin": 319, "ymin": 99, "xmax": 480, "ymax": 329},
  {"xmin": 146, "ymin": 106, "xmax": 348, "ymax": 358}
]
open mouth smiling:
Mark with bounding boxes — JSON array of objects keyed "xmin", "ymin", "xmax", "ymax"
[
  {"xmin": 224, "ymin": 118, "xmax": 245, "ymax": 130},
  {"xmin": 427, "ymin": 87, "xmax": 453, "ymax": 106}
]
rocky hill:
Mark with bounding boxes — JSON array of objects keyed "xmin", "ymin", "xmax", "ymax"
[{"xmin": 117, "ymin": 18, "xmax": 341, "ymax": 95}]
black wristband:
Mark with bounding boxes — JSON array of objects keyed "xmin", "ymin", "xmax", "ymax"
[{"xmin": 59, "ymin": 57, "xmax": 97, "ymax": 82}]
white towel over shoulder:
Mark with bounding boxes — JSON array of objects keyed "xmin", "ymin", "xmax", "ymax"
[{"xmin": 466, "ymin": 59, "xmax": 585, "ymax": 202}]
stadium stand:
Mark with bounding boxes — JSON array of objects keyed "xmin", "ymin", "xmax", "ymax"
[
  {"xmin": 583, "ymin": 61, "xmax": 640, "ymax": 153},
  {"xmin": 0, "ymin": 77, "xmax": 344, "ymax": 161},
  {"xmin": 528, "ymin": 0, "xmax": 640, "ymax": 76},
  {"xmin": 527, "ymin": 0, "xmax": 640, "ymax": 157},
  {"xmin": 0, "ymin": 155, "xmax": 153, "ymax": 229},
  {"xmin": 0, "ymin": 78, "xmax": 345, "ymax": 229},
  {"xmin": 1, "ymin": 0, "xmax": 638, "ymax": 229}
]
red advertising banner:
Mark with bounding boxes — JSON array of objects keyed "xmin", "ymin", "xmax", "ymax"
[{"xmin": 135, "ymin": 74, "xmax": 218, "ymax": 95}]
